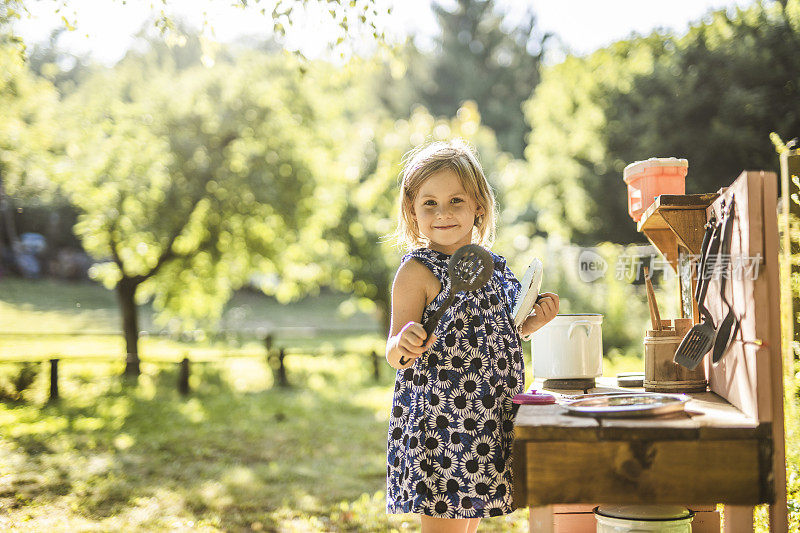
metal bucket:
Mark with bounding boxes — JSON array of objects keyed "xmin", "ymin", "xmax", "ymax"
[{"xmin": 594, "ymin": 505, "xmax": 694, "ymax": 532}]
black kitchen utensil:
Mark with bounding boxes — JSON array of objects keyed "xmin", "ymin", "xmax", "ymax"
[
  {"xmin": 422, "ymin": 244, "xmax": 494, "ymax": 337},
  {"xmin": 673, "ymin": 207, "xmax": 724, "ymax": 370},
  {"xmin": 711, "ymin": 196, "xmax": 739, "ymax": 364},
  {"xmin": 712, "ymin": 303, "xmax": 740, "ymax": 363},
  {"xmin": 398, "ymin": 244, "xmax": 494, "ymax": 366},
  {"xmin": 694, "ymin": 213, "xmax": 716, "ymax": 302}
]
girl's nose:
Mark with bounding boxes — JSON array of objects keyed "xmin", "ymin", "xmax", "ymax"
[{"xmin": 436, "ymin": 204, "xmax": 453, "ymax": 217}]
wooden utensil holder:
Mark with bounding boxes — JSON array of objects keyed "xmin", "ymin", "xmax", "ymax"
[{"xmin": 644, "ymin": 318, "xmax": 707, "ymax": 392}]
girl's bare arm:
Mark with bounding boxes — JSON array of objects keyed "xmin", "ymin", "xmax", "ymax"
[{"xmin": 386, "ymin": 260, "xmax": 439, "ymax": 370}]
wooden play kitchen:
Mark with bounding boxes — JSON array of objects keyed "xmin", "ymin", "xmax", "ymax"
[{"xmin": 512, "ymin": 167, "xmax": 787, "ymax": 532}]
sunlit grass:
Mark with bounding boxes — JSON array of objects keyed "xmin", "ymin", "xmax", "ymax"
[
  {"xmin": 0, "ymin": 277, "xmax": 384, "ymax": 367},
  {"xmin": 0, "ymin": 278, "xmax": 527, "ymax": 531},
  {"xmin": 0, "ymin": 349, "xmax": 536, "ymax": 532},
  {"xmin": 5, "ymin": 278, "xmax": 794, "ymax": 532},
  {"xmin": 0, "ymin": 277, "xmax": 379, "ymax": 336}
]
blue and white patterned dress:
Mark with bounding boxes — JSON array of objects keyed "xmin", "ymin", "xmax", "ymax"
[{"xmin": 386, "ymin": 247, "xmax": 525, "ymax": 518}]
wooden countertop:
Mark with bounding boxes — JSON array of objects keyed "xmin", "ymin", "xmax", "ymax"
[
  {"xmin": 512, "ymin": 382, "xmax": 772, "ymax": 506},
  {"xmin": 515, "ymin": 388, "xmax": 763, "ymax": 442}
]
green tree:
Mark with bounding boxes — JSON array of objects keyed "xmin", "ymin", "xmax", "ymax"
[
  {"xmin": 606, "ymin": 1, "xmax": 800, "ymax": 200},
  {"xmin": 55, "ymin": 42, "xmax": 347, "ymax": 377},
  {"xmin": 421, "ymin": 0, "xmax": 547, "ymax": 157},
  {"xmin": 25, "ymin": 29, "xmax": 93, "ymax": 94},
  {"xmin": 371, "ymin": 39, "xmax": 435, "ymax": 121},
  {"xmin": 518, "ymin": 0, "xmax": 800, "ymax": 245},
  {"xmin": 0, "ymin": 43, "xmax": 61, "ymax": 267},
  {"xmin": 0, "ymin": 44, "xmax": 59, "ymax": 201},
  {"xmin": 514, "ymin": 37, "xmax": 667, "ymax": 245}
]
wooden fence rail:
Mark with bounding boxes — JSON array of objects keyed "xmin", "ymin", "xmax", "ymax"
[
  {"xmin": 0, "ymin": 335, "xmax": 386, "ymax": 401},
  {"xmin": 0, "ymin": 326, "xmax": 378, "ymax": 339}
]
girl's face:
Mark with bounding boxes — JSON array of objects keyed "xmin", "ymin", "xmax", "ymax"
[{"xmin": 411, "ymin": 168, "xmax": 484, "ymax": 255}]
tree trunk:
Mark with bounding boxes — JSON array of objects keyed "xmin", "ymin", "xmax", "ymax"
[
  {"xmin": 117, "ymin": 277, "xmax": 141, "ymax": 378},
  {"xmin": 0, "ymin": 171, "xmax": 20, "ymax": 264}
]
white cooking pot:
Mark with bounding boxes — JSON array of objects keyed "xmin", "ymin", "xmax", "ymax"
[{"xmin": 531, "ymin": 314, "xmax": 603, "ymax": 379}]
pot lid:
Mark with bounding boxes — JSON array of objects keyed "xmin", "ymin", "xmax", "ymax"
[
  {"xmin": 595, "ymin": 505, "xmax": 692, "ymax": 520},
  {"xmin": 549, "ymin": 313, "xmax": 603, "ymax": 323},
  {"xmin": 512, "ymin": 392, "xmax": 556, "ymax": 405}
]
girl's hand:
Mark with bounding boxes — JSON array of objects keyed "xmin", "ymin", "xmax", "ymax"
[
  {"xmin": 521, "ymin": 292, "xmax": 559, "ymax": 337},
  {"xmin": 391, "ymin": 321, "xmax": 436, "ymax": 370}
]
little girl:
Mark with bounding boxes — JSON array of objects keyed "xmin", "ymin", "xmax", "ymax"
[{"xmin": 385, "ymin": 139, "xmax": 559, "ymax": 532}]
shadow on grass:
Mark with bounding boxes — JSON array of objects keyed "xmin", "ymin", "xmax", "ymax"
[{"xmin": 0, "ymin": 359, "xmax": 396, "ymax": 531}]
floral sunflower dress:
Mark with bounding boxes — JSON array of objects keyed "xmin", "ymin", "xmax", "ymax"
[{"xmin": 386, "ymin": 247, "xmax": 525, "ymax": 519}]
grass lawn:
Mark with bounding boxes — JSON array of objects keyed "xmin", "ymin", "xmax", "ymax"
[
  {"xmin": 0, "ymin": 354, "xmax": 420, "ymax": 532},
  {"xmin": 0, "ymin": 278, "xmax": 794, "ymax": 531},
  {"xmin": 0, "ymin": 276, "xmax": 392, "ymax": 370},
  {"xmin": 0, "ymin": 277, "xmax": 382, "ymax": 333}
]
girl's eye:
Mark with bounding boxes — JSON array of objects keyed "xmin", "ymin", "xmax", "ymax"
[
  {"xmin": 423, "ymin": 200, "xmax": 436, "ymax": 206},
  {"xmin": 451, "ymin": 197, "xmax": 464, "ymax": 204}
]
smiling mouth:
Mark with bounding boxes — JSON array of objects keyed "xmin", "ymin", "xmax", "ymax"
[{"xmin": 434, "ymin": 225, "xmax": 457, "ymax": 230}]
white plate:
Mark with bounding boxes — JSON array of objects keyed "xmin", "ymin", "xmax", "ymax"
[{"xmin": 562, "ymin": 393, "xmax": 690, "ymax": 418}]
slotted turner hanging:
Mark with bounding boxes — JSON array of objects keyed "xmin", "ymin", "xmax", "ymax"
[{"xmin": 674, "ymin": 204, "xmax": 724, "ymax": 370}]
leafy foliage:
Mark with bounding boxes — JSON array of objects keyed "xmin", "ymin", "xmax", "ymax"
[
  {"xmin": 515, "ymin": 37, "xmax": 670, "ymax": 244},
  {"xmin": 53, "ymin": 38, "xmax": 349, "ymax": 332},
  {"xmin": 1, "ymin": 0, "xmax": 390, "ymax": 59},
  {"xmin": 373, "ymin": 0, "xmax": 545, "ymax": 158},
  {"xmin": 0, "ymin": 361, "xmax": 38, "ymax": 401},
  {"xmin": 419, "ymin": 0, "xmax": 546, "ymax": 158},
  {"xmin": 519, "ymin": 0, "xmax": 800, "ymax": 244},
  {"xmin": 3, "ymin": 0, "xmax": 798, "ymax": 366},
  {"xmin": 0, "ymin": 44, "xmax": 60, "ymax": 202}
]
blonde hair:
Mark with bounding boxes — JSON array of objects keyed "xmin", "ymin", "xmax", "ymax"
[{"xmin": 395, "ymin": 139, "xmax": 496, "ymax": 251}]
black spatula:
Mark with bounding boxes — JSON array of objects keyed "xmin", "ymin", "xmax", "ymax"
[
  {"xmin": 398, "ymin": 244, "xmax": 494, "ymax": 365},
  {"xmin": 712, "ymin": 196, "xmax": 739, "ymax": 364},
  {"xmin": 673, "ymin": 209, "xmax": 724, "ymax": 370},
  {"xmin": 422, "ymin": 244, "xmax": 494, "ymax": 337}
]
